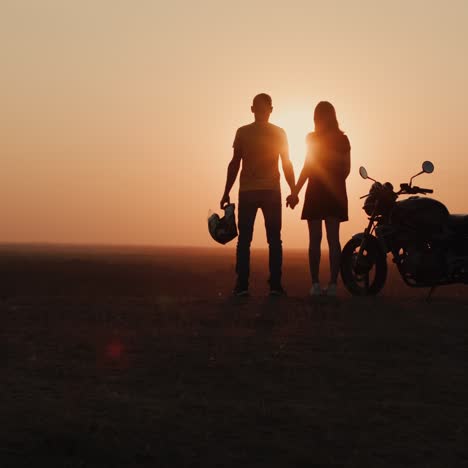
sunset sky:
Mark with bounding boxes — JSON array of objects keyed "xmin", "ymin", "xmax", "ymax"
[{"xmin": 2, "ymin": 0, "xmax": 468, "ymax": 248}]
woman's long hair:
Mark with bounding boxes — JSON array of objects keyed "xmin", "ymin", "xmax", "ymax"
[{"xmin": 314, "ymin": 101, "xmax": 344, "ymax": 135}]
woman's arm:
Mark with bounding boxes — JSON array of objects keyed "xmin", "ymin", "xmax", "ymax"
[
  {"xmin": 343, "ymin": 150, "xmax": 351, "ymax": 179},
  {"xmin": 286, "ymin": 151, "xmax": 311, "ymax": 208},
  {"xmin": 286, "ymin": 134, "xmax": 314, "ymax": 208},
  {"xmin": 292, "ymin": 164, "xmax": 309, "ymax": 197},
  {"xmin": 292, "ymin": 139, "xmax": 314, "ymax": 196},
  {"xmin": 339, "ymin": 135, "xmax": 351, "ymax": 179}
]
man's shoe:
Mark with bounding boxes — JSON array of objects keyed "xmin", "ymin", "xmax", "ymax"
[
  {"xmin": 233, "ymin": 282, "xmax": 249, "ymax": 297},
  {"xmin": 269, "ymin": 284, "xmax": 287, "ymax": 296},
  {"xmin": 309, "ymin": 283, "xmax": 322, "ymax": 296}
]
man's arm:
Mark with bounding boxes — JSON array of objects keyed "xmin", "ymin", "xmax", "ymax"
[
  {"xmin": 279, "ymin": 130, "xmax": 295, "ymax": 194},
  {"xmin": 280, "ymin": 149, "xmax": 296, "ymax": 194},
  {"xmin": 220, "ymin": 147, "xmax": 242, "ymax": 209}
]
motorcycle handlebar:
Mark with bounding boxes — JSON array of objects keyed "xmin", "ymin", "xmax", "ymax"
[
  {"xmin": 361, "ymin": 184, "xmax": 433, "ymax": 199},
  {"xmin": 398, "ymin": 184, "xmax": 433, "ymax": 195},
  {"xmin": 411, "ymin": 186, "xmax": 433, "ymax": 194}
]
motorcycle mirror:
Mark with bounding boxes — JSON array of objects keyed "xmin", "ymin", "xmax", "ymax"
[
  {"xmin": 409, "ymin": 161, "xmax": 435, "ymax": 186},
  {"xmin": 359, "ymin": 167, "xmax": 368, "ymax": 179},
  {"xmin": 422, "ymin": 161, "xmax": 434, "ymax": 174}
]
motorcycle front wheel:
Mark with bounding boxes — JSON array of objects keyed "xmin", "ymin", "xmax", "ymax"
[{"xmin": 340, "ymin": 236, "xmax": 387, "ymax": 296}]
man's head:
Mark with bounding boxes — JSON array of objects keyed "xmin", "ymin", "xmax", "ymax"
[{"xmin": 251, "ymin": 93, "xmax": 273, "ymax": 122}]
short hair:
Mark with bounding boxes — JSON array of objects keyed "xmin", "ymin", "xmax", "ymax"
[{"xmin": 252, "ymin": 93, "xmax": 272, "ymax": 107}]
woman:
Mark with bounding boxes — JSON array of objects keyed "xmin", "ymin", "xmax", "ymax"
[{"xmin": 287, "ymin": 101, "xmax": 351, "ymax": 296}]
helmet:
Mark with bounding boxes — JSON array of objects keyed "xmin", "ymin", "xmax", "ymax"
[{"xmin": 208, "ymin": 203, "xmax": 238, "ymax": 245}]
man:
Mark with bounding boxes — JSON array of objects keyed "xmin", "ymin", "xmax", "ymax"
[{"xmin": 220, "ymin": 93, "xmax": 296, "ymax": 296}]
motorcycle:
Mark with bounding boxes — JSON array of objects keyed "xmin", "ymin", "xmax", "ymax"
[{"xmin": 340, "ymin": 161, "xmax": 468, "ymax": 296}]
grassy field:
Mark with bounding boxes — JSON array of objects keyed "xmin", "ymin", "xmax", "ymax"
[{"xmin": 1, "ymin": 245, "xmax": 468, "ymax": 467}]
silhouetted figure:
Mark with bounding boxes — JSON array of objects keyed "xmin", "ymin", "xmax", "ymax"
[
  {"xmin": 287, "ymin": 101, "xmax": 351, "ymax": 296},
  {"xmin": 220, "ymin": 94, "xmax": 296, "ymax": 296}
]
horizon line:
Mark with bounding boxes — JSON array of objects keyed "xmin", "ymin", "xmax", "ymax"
[{"xmin": 0, "ymin": 241, "xmax": 316, "ymax": 252}]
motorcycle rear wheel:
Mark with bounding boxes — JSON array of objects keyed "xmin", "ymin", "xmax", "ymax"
[{"xmin": 340, "ymin": 236, "xmax": 387, "ymax": 296}]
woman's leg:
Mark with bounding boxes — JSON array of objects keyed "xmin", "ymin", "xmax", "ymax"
[
  {"xmin": 325, "ymin": 217, "xmax": 341, "ymax": 284},
  {"xmin": 307, "ymin": 220, "xmax": 322, "ymax": 284}
]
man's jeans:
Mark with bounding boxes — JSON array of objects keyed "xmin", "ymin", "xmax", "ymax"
[{"xmin": 236, "ymin": 190, "xmax": 282, "ymax": 287}]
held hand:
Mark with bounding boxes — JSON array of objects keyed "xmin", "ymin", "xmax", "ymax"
[
  {"xmin": 286, "ymin": 194, "xmax": 299, "ymax": 209},
  {"xmin": 220, "ymin": 193, "xmax": 230, "ymax": 210},
  {"xmin": 290, "ymin": 195, "xmax": 299, "ymax": 209}
]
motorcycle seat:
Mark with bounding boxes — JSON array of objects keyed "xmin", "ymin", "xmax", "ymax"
[{"xmin": 448, "ymin": 214, "xmax": 468, "ymax": 231}]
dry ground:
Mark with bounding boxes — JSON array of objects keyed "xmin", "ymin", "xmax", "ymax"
[{"xmin": 1, "ymin": 245, "xmax": 467, "ymax": 467}]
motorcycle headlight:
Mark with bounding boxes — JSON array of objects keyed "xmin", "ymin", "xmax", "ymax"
[{"xmin": 363, "ymin": 195, "xmax": 377, "ymax": 215}]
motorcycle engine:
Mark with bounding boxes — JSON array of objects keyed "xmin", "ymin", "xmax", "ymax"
[{"xmin": 396, "ymin": 242, "xmax": 447, "ymax": 284}]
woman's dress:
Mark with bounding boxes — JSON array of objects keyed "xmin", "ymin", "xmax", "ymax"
[{"xmin": 301, "ymin": 131, "xmax": 351, "ymax": 222}]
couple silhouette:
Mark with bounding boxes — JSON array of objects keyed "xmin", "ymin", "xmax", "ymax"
[{"xmin": 220, "ymin": 94, "xmax": 351, "ymax": 297}]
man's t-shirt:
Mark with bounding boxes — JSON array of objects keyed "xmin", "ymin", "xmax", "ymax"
[{"xmin": 233, "ymin": 122, "xmax": 288, "ymax": 192}]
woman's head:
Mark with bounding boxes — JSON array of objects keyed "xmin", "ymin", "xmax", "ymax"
[{"xmin": 314, "ymin": 101, "xmax": 342, "ymax": 134}]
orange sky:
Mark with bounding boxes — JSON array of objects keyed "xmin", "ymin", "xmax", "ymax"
[{"xmin": 1, "ymin": 1, "xmax": 468, "ymax": 248}]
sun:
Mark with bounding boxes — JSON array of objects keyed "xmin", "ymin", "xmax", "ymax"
[{"xmin": 275, "ymin": 108, "xmax": 314, "ymax": 171}]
